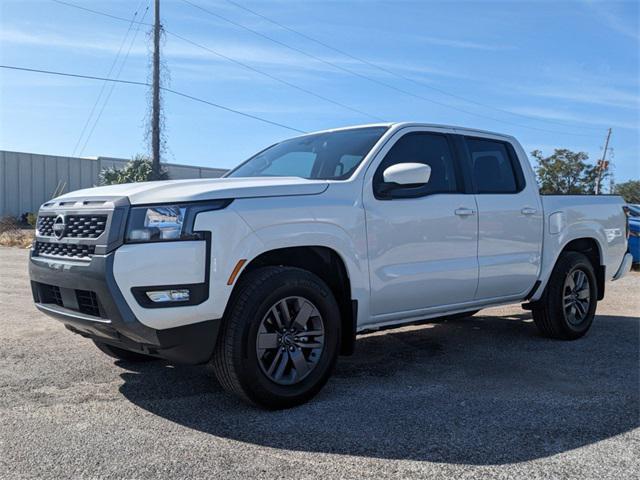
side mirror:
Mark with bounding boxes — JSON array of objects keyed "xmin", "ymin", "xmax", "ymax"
[{"xmin": 383, "ymin": 162, "xmax": 431, "ymax": 186}]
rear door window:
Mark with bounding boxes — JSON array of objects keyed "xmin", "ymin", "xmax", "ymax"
[{"xmin": 465, "ymin": 137, "xmax": 524, "ymax": 194}]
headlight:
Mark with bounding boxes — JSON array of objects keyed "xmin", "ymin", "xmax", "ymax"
[
  {"xmin": 125, "ymin": 200, "xmax": 231, "ymax": 243},
  {"xmin": 126, "ymin": 205, "xmax": 187, "ymax": 242}
]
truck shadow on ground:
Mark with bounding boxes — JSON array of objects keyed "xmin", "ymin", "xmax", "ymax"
[{"xmin": 118, "ymin": 312, "xmax": 639, "ymax": 465}]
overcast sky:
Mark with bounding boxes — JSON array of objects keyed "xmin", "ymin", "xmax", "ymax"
[{"xmin": 0, "ymin": 0, "xmax": 638, "ymax": 182}]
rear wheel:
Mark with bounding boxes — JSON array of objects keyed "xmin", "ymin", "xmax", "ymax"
[
  {"xmin": 532, "ymin": 252, "xmax": 598, "ymax": 340},
  {"xmin": 212, "ymin": 266, "xmax": 340, "ymax": 409},
  {"xmin": 93, "ymin": 340, "xmax": 158, "ymax": 362}
]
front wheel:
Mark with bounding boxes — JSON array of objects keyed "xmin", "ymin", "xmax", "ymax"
[
  {"xmin": 212, "ymin": 266, "xmax": 341, "ymax": 409},
  {"xmin": 532, "ymin": 252, "xmax": 598, "ymax": 340}
]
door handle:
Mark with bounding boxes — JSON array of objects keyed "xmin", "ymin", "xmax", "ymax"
[
  {"xmin": 521, "ymin": 207, "xmax": 537, "ymax": 216},
  {"xmin": 455, "ymin": 208, "xmax": 476, "ymax": 217}
]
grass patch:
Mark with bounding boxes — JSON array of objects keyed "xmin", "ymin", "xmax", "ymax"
[
  {"xmin": 0, "ymin": 217, "xmax": 34, "ymax": 248},
  {"xmin": 0, "ymin": 230, "xmax": 33, "ymax": 248}
]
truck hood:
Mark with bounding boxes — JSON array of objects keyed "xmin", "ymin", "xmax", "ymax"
[{"xmin": 52, "ymin": 177, "xmax": 330, "ymax": 205}]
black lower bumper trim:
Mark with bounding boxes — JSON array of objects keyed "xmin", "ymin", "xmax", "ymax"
[
  {"xmin": 67, "ymin": 319, "xmax": 221, "ymax": 365},
  {"xmin": 30, "ymin": 251, "xmax": 220, "ymax": 364}
]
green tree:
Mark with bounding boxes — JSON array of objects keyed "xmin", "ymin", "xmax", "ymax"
[
  {"xmin": 531, "ymin": 149, "xmax": 602, "ymax": 194},
  {"xmin": 614, "ymin": 180, "xmax": 640, "ymax": 204},
  {"xmin": 99, "ymin": 154, "xmax": 168, "ymax": 186}
]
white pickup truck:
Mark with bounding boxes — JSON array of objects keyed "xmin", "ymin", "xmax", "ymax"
[{"xmin": 30, "ymin": 123, "xmax": 632, "ymax": 408}]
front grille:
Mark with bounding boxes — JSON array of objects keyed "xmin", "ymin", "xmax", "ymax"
[
  {"xmin": 37, "ymin": 216, "xmax": 55, "ymax": 236},
  {"xmin": 76, "ymin": 290, "xmax": 101, "ymax": 317},
  {"xmin": 34, "ymin": 241, "xmax": 95, "ymax": 259},
  {"xmin": 36, "ymin": 202, "xmax": 115, "ymax": 262},
  {"xmin": 37, "ymin": 214, "xmax": 107, "ymax": 238}
]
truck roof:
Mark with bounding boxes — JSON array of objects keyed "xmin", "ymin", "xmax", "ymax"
[{"xmin": 298, "ymin": 122, "xmax": 514, "ymax": 141}]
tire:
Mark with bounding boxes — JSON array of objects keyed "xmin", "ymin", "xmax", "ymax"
[
  {"xmin": 93, "ymin": 340, "xmax": 158, "ymax": 362},
  {"xmin": 212, "ymin": 266, "xmax": 341, "ymax": 409},
  {"xmin": 532, "ymin": 251, "xmax": 598, "ymax": 340}
]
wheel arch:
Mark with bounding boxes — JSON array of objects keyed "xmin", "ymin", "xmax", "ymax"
[
  {"xmin": 559, "ymin": 237, "xmax": 605, "ymax": 300},
  {"xmin": 232, "ymin": 245, "xmax": 357, "ymax": 356},
  {"xmin": 532, "ymin": 235, "xmax": 606, "ymax": 303}
]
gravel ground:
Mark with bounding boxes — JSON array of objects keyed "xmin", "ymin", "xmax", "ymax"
[{"xmin": 1, "ymin": 246, "xmax": 639, "ymax": 479}]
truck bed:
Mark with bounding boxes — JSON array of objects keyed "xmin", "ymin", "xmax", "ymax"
[{"xmin": 533, "ymin": 194, "xmax": 628, "ymax": 301}]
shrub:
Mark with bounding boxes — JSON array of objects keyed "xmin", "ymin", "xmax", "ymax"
[
  {"xmin": 27, "ymin": 213, "xmax": 37, "ymax": 227},
  {"xmin": 614, "ymin": 180, "xmax": 640, "ymax": 204},
  {"xmin": 19, "ymin": 212, "xmax": 37, "ymax": 227},
  {"xmin": 99, "ymin": 154, "xmax": 168, "ymax": 185}
]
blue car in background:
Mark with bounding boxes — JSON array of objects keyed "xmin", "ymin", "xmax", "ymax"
[{"xmin": 627, "ymin": 204, "xmax": 640, "ymax": 265}]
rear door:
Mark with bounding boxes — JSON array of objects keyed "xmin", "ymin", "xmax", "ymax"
[{"xmin": 460, "ymin": 135, "xmax": 543, "ymax": 299}]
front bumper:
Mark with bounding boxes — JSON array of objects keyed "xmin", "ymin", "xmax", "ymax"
[{"xmin": 30, "ymin": 252, "xmax": 220, "ymax": 364}]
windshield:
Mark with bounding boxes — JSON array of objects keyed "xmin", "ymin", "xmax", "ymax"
[{"xmin": 227, "ymin": 126, "xmax": 388, "ymax": 180}]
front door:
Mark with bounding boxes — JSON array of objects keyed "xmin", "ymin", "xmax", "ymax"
[{"xmin": 363, "ymin": 129, "xmax": 479, "ymax": 321}]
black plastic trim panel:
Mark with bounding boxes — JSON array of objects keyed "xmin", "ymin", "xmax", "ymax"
[
  {"xmin": 131, "ymin": 282, "xmax": 209, "ymax": 308},
  {"xmin": 29, "ymin": 251, "xmax": 220, "ymax": 364}
]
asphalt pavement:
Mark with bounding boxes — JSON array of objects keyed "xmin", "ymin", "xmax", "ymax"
[{"xmin": 1, "ymin": 246, "xmax": 638, "ymax": 479}]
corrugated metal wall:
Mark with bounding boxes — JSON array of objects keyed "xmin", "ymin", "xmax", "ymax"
[{"xmin": 0, "ymin": 150, "xmax": 228, "ymax": 217}]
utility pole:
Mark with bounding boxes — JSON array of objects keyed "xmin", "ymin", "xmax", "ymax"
[
  {"xmin": 595, "ymin": 128, "xmax": 612, "ymax": 195},
  {"xmin": 151, "ymin": 0, "xmax": 161, "ymax": 180}
]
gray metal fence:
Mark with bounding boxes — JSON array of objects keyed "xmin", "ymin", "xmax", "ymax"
[{"xmin": 0, "ymin": 150, "xmax": 228, "ymax": 218}]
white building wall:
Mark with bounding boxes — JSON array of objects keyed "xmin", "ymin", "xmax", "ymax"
[{"xmin": 0, "ymin": 150, "xmax": 228, "ymax": 217}]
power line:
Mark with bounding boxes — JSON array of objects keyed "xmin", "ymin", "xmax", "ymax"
[
  {"xmin": 167, "ymin": 31, "xmax": 385, "ymax": 121},
  {"xmin": 0, "ymin": 65, "xmax": 307, "ymax": 134},
  {"xmin": 223, "ymin": 0, "xmax": 602, "ymax": 132},
  {"xmin": 79, "ymin": 2, "xmax": 150, "ymax": 156},
  {"xmin": 50, "ymin": 0, "xmax": 384, "ymax": 122},
  {"xmin": 1, "ymin": 65, "xmax": 149, "ymax": 86},
  {"xmin": 51, "ymin": 0, "xmax": 150, "ymax": 26},
  {"xmin": 182, "ymin": 0, "xmax": 592, "ymax": 137},
  {"xmin": 48, "ymin": 0, "xmax": 595, "ymax": 138},
  {"xmin": 72, "ymin": 1, "xmax": 147, "ymax": 156}
]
